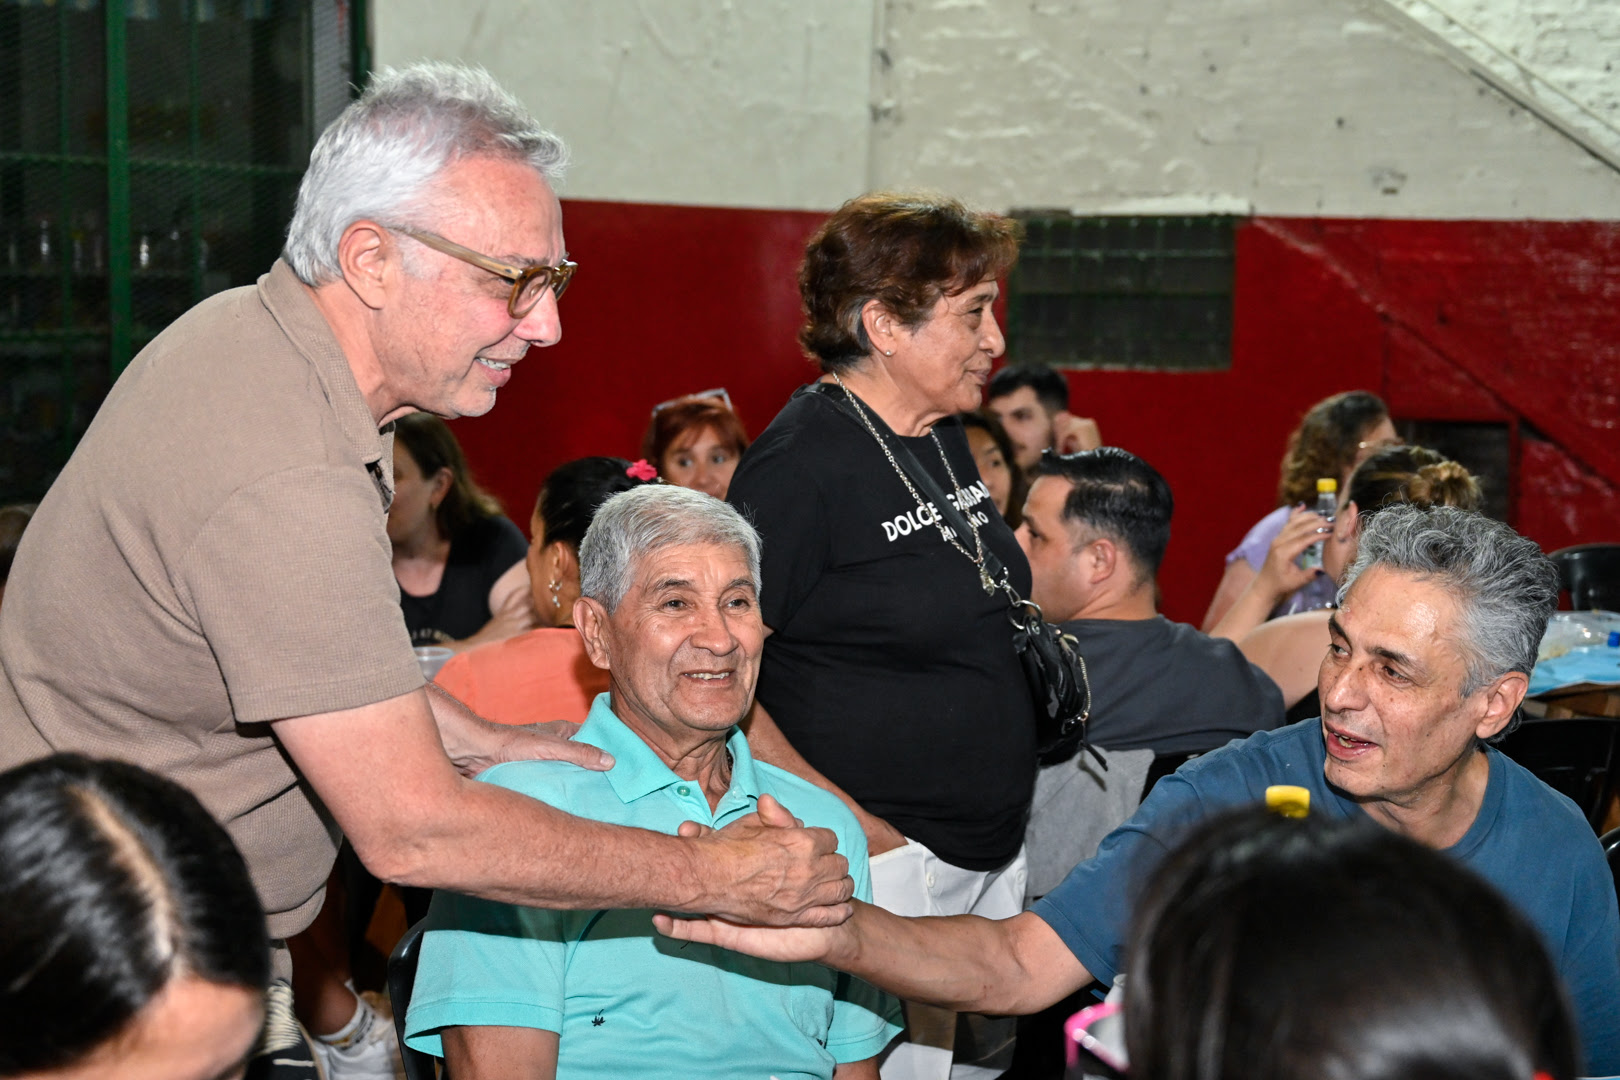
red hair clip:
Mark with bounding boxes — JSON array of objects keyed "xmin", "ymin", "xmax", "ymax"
[{"xmin": 626, "ymin": 459, "xmax": 659, "ymax": 481}]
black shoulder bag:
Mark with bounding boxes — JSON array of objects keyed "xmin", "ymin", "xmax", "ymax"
[{"xmin": 812, "ymin": 381, "xmax": 1101, "ymax": 767}]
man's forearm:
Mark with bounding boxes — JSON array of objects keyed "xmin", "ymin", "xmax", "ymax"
[
  {"xmin": 833, "ymin": 903, "xmax": 1090, "ymax": 1016},
  {"xmin": 382, "ymin": 776, "xmax": 712, "ymax": 910},
  {"xmin": 275, "ymin": 689, "xmax": 852, "ymax": 927}
]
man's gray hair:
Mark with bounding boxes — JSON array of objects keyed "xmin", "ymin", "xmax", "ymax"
[
  {"xmin": 1341, "ymin": 505, "xmax": 1557, "ymax": 699},
  {"xmin": 579, "ymin": 486, "xmax": 762, "ymax": 613},
  {"xmin": 283, "ymin": 61, "xmax": 569, "ymax": 285}
]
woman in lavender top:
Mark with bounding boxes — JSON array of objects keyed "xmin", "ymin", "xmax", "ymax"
[{"xmin": 1201, "ymin": 391, "xmax": 1396, "ymax": 628}]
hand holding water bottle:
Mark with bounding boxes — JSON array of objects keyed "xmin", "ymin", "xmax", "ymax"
[
  {"xmin": 1299, "ymin": 478, "xmax": 1339, "ymax": 572},
  {"xmin": 1254, "ymin": 506, "xmax": 1334, "ymax": 602}
]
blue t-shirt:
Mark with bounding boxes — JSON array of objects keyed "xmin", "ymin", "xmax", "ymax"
[
  {"xmin": 1033, "ymin": 719, "xmax": 1620, "ymax": 1075},
  {"xmin": 404, "ymin": 695, "xmax": 902, "ymax": 1079}
]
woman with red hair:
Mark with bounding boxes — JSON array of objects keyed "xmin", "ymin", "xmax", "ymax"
[{"xmin": 641, "ymin": 389, "xmax": 751, "ymax": 499}]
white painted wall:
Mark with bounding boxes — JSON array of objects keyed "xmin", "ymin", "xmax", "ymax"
[
  {"xmin": 374, "ymin": 0, "xmax": 875, "ymax": 210},
  {"xmin": 372, "ymin": 0, "xmax": 1620, "ymax": 218},
  {"xmin": 870, "ymin": 0, "xmax": 1620, "ymax": 218},
  {"xmin": 1441, "ymin": 0, "xmax": 1620, "ymax": 125}
]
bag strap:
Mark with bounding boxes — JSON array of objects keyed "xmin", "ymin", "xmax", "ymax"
[{"xmin": 807, "ymin": 382, "xmax": 1017, "ymax": 597}]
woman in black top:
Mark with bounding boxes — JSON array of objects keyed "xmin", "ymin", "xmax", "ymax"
[
  {"xmin": 389, "ymin": 412, "xmax": 532, "ymax": 651},
  {"xmin": 728, "ymin": 191, "xmax": 1035, "ymax": 1078}
]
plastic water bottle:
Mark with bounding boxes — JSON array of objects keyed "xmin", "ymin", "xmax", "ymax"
[{"xmin": 1299, "ymin": 478, "xmax": 1337, "ymax": 572}]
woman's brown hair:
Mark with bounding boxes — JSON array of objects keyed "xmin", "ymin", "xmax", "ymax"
[
  {"xmin": 798, "ymin": 192, "xmax": 1022, "ymax": 373},
  {"xmin": 1275, "ymin": 391, "xmax": 1390, "ymax": 507},
  {"xmin": 1347, "ymin": 445, "xmax": 1481, "ymax": 519},
  {"xmin": 392, "ymin": 412, "xmax": 503, "ymax": 542}
]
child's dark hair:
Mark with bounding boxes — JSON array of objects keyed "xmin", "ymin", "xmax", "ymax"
[{"xmin": 0, "ymin": 754, "xmax": 269, "ymax": 1074}]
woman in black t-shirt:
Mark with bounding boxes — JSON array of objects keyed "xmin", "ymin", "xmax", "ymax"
[
  {"xmin": 388, "ymin": 413, "xmax": 532, "ymax": 651},
  {"xmin": 728, "ymin": 191, "xmax": 1036, "ymax": 1077}
]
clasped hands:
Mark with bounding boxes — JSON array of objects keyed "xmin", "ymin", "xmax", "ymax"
[
  {"xmin": 448, "ymin": 708, "xmax": 856, "ymax": 935},
  {"xmin": 655, "ymin": 794, "xmax": 858, "ymax": 963}
]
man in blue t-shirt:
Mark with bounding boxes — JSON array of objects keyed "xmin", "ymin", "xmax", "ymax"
[
  {"xmin": 658, "ymin": 506, "xmax": 1620, "ymax": 1075},
  {"xmin": 405, "ymin": 486, "xmax": 899, "ymax": 1079}
]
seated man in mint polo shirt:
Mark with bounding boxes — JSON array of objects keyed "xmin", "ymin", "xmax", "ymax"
[
  {"xmin": 656, "ymin": 506, "xmax": 1620, "ymax": 1075},
  {"xmin": 406, "ymin": 485, "xmax": 900, "ymax": 1079}
]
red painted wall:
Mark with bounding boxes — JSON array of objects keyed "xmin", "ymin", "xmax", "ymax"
[
  {"xmin": 448, "ymin": 199, "xmax": 828, "ymax": 528},
  {"xmin": 453, "ymin": 202, "xmax": 1620, "ymax": 625}
]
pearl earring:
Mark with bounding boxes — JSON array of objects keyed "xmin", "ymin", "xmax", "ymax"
[{"xmin": 548, "ymin": 579, "xmax": 561, "ymax": 609}]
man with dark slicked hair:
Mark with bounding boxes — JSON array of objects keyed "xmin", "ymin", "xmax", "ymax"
[
  {"xmin": 1015, "ymin": 448, "xmax": 1283, "ymax": 898},
  {"xmin": 1017, "ymin": 448, "xmax": 1283, "ymax": 757}
]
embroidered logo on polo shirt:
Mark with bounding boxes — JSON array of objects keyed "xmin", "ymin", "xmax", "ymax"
[{"xmin": 591, "ymin": 1011, "xmax": 605, "ymax": 1027}]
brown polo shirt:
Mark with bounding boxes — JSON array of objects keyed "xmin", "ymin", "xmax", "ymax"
[{"xmin": 0, "ymin": 260, "xmax": 424, "ymax": 938}]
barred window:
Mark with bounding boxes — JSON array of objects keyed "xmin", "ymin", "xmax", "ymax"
[{"xmin": 1007, "ymin": 213, "xmax": 1238, "ymax": 372}]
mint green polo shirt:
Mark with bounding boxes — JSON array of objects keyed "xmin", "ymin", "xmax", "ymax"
[{"xmin": 404, "ymin": 694, "xmax": 901, "ymax": 1078}]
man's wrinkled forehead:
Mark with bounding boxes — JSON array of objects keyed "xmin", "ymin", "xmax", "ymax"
[
  {"xmin": 623, "ymin": 543, "xmax": 757, "ymax": 598},
  {"xmin": 1337, "ymin": 568, "xmax": 1471, "ymax": 686}
]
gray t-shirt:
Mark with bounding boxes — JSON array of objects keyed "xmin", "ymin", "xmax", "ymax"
[
  {"xmin": 1062, "ymin": 615, "xmax": 1284, "ymax": 755},
  {"xmin": 0, "ymin": 260, "xmax": 423, "ymax": 938}
]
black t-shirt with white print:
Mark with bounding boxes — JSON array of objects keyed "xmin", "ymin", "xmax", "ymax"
[{"xmin": 728, "ymin": 383, "xmax": 1036, "ymax": 871}]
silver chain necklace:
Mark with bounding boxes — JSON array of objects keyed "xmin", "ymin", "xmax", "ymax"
[{"xmin": 829, "ymin": 372, "xmax": 1000, "ymax": 596}]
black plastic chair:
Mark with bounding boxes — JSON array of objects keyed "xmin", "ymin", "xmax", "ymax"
[
  {"xmin": 387, "ymin": 920, "xmax": 442, "ymax": 1080},
  {"xmin": 1601, "ymin": 826, "xmax": 1620, "ymax": 887},
  {"xmin": 1496, "ymin": 716, "xmax": 1620, "ymax": 833},
  {"xmin": 1549, "ymin": 543, "xmax": 1620, "ymax": 612},
  {"xmin": 1141, "ymin": 752, "xmax": 1197, "ymax": 801},
  {"xmin": 1602, "ymin": 827, "xmax": 1620, "ymax": 900}
]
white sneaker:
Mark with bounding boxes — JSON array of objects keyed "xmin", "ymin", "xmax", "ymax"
[{"xmin": 310, "ymin": 995, "xmax": 405, "ymax": 1080}]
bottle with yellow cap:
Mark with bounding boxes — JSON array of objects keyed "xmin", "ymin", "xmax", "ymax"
[
  {"xmin": 1265, "ymin": 785, "xmax": 1311, "ymax": 818},
  {"xmin": 1299, "ymin": 477, "xmax": 1337, "ymax": 572}
]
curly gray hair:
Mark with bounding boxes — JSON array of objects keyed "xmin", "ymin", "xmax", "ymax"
[
  {"xmin": 283, "ymin": 61, "xmax": 568, "ymax": 285},
  {"xmin": 579, "ymin": 486, "xmax": 762, "ymax": 613},
  {"xmin": 1340, "ymin": 505, "xmax": 1557, "ymax": 703}
]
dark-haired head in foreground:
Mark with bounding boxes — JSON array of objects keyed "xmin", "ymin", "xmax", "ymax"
[
  {"xmin": 0, "ymin": 754, "xmax": 268, "ymax": 1079},
  {"xmin": 1125, "ymin": 806, "xmax": 1579, "ymax": 1080}
]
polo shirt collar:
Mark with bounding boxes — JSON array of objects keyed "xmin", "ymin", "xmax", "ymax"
[
  {"xmin": 258, "ymin": 259, "xmax": 392, "ymax": 491},
  {"xmin": 577, "ymin": 693, "xmax": 761, "ymax": 818}
]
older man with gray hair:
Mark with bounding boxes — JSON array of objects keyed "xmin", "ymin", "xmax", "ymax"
[
  {"xmin": 660, "ymin": 505, "xmax": 1620, "ymax": 1074},
  {"xmin": 406, "ymin": 485, "xmax": 900, "ymax": 1079},
  {"xmin": 0, "ymin": 61, "xmax": 850, "ymax": 1076}
]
